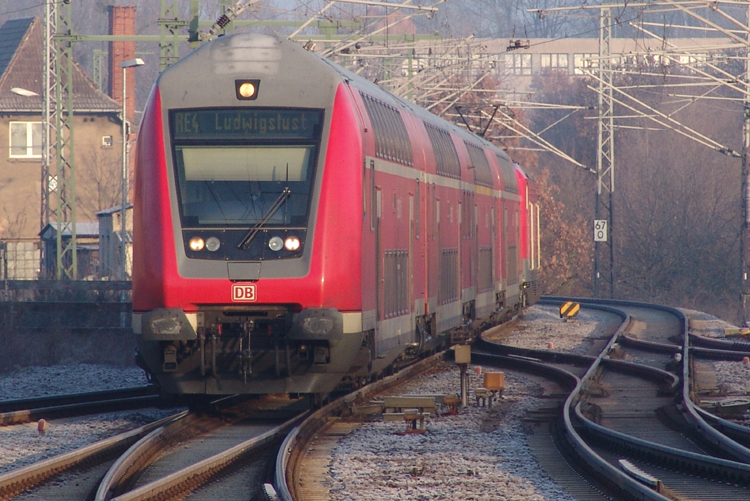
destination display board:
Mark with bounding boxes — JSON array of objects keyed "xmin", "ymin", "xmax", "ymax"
[{"xmin": 171, "ymin": 108, "xmax": 323, "ymax": 141}]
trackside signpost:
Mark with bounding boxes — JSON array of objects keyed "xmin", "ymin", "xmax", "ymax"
[
  {"xmin": 559, "ymin": 301, "xmax": 580, "ymax": 321},
  {"xmin": 594, "ymin": 219, "xmax": 608, "ymax": 242}
]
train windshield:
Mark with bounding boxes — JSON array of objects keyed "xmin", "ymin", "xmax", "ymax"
[{"xmin": 170, "ymin": 108, "xmax": 323, "ymax": 228}]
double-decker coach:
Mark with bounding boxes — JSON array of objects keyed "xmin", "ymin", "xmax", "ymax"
[{"xmin": 132, "ymin": 33, "xmax": 539, "ymax": 397}]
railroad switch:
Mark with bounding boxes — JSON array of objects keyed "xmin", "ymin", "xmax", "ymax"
[
  {"xmin": 443, "ymin": 394, "xmax": 461, "ymax": 414},
  {"xmin": 401, "ymin": 409, "xmax": 428, "ymax": 434},
  {"xmin": 474, "ymin": 388, "xmax": 494, "ymax": 408},
  {"xmin": 382, "ymin": 395, "xmax": 436, "ymax": 433}
]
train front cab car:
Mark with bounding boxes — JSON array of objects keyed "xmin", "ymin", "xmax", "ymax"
[
  {"xmin": 133, "ymin": 34, "xmax": 368, "ymax": 395},
  {"xmin": 132, "ymin": 33, "xmax": 540, "ymax": 397}
]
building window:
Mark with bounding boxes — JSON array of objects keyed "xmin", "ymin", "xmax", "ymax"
[
  {"xmin": 507, "ymin": 53, "xmax": 532, "ymax": 75},
  {"xmin": 9, "ymin": 122, "xmax": 42, "ymax": 158},
  {"xmin": 574, "ymin": 53, "xmax": 598, "ymax": 75},
  {"xmin": 679, "ymin": 53, "xmax": 707, "ymax": 69},
  {"xmin": 541, "ymin": 53, "xmax": 569, "ymax": 71}
]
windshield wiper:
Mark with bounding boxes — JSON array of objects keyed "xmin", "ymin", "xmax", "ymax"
[{"xmin": 238, "ymin": 187, "xmax": 291, "ymax": 250}]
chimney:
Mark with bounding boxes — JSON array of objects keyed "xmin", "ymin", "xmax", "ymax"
[{"xmin": 108, "ymin": 6, "xmax": 136, "ymax": 123}]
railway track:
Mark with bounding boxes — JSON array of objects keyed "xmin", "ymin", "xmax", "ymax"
[
  {"xmin": 275, "ymin": 299, "xmax": 750, "ymax": 500},
  {"xmin": 0, "ymin": 411, "xmax": 186, "ymax": 501},
  {"xmin": 0, "ymin": 385, "xmax": 161, "ymax": 425},
  {"xmin": 485, "ymin": 298, "xmax": 750, "ymax": 500},
  {"xmin": 101, "ymin": 401, "xmax": 304, "ymax": 501},
  {"xmin": 278, "ymin": 353, "xmax": 448, "ymax": 500},
  {"xmin": 2, "ymin": 393, "xmax": 307, "ymax": 501},
  {"xmin": 7, "ymin": 300, "xmax": 750, "ymax": 500}
]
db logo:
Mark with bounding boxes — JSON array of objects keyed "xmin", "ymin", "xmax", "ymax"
[{"xmin": 231, "ymin": 283, "xmax": 257, "ymax": 302}]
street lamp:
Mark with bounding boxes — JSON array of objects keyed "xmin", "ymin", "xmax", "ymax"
[{"xmin": 120, "ymin": 58, "xmax": 144, "ymax": 280}]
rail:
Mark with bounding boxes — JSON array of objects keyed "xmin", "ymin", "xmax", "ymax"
[{"xmin": 0, "ymin": 411, "xmax": 184, "ymax": 500}]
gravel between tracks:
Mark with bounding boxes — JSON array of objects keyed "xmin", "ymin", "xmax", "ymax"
[
  {"xmin": 2, "ymin": 304, "xmax": 748, "ymax": 497},
  {"xmin": 328, "ymin": 304, "xmax": 606, "ymax": 501},
  {"xmin": 0, "ymin": 364, "xmax": 174, "ymax": 475},
  {"xmin": 683, "ymin": 308, "xmax": 750, "ymax": 395}
]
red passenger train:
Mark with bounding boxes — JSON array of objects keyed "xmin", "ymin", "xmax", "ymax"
[{"xmin": 132, "ymin": 33, "xmax": 540, "ymax": 396}]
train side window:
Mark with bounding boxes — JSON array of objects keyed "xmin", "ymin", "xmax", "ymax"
[
  {"xmin": 424, "ymin": 123, "xmax": 460, "ymax": 178},
  {"xmin": 530, "ymin": 202, "xmax": 538, "ymax": 270},
  {"xmin": 465, "ymin": 142, "xmax": 492, "ymax": 187},
  {"xmin": 535, "ymin": 202, "xmax": 541, "ymax": 269},
  {"xmin": 370, "ymin": 160, "xmax": 376, "ymax": 231},
  {"xmin": 409, "ymin": 195, "xmax": 414, "ymax": 241},
  {"xmin": 433, "ymin": 184, "xmax": 437, "ymax": 239},
  {"xmin": 363, "ymin": 160, "xmax": 367, "ymax": 219},
  {"xmin": 415, "ymin": 180, "xmax": 420, "ymax": 239},
  {"xmin": 496, "ymin": 153, "xmax": 518, "ymax": 193},
  {"xmin": 360, "ymin": 92, "xmax": 413, "ymax": 166},
  {"xmin": 377, "ymin": 188, "xmax": 382, "ymax": 220},
  {"xmin": 474, "ymin": 205, "xmax": 478, "ymax": 239}
]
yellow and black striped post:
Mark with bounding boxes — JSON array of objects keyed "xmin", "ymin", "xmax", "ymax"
[{"xmin": 559, "ymin": 301, "xmax": 580, "ymax": 321}]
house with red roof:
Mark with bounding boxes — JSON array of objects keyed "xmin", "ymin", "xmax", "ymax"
[{"xmin": 0, "ymin": 17, "xmax": 124, "ymax": 279}]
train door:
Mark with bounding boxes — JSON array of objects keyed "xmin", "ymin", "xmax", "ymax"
[
  {"xmin": 501, "ymin": 200, "xmax": 508, "ymax": 284},
  {"xmin": 457, "ymin": 200, "xmax": 462, "ymax": 303},
  {"xmin": 424, "ymin": 182, "xmax": 431, "ymax": 311},
  {"xmin": 474, "ymin": 203, "xmax": 479, "ymax": 294},
  {"xmin": 492, "ymin": 206, "xmax": 497, "ymax": 288},
  {"xmin": 435, "ymin": 198, "xmax": 441, "ymax": 304},
  {"xmin": 375, "ymin": 187, "xmax": 382, "ymax": 325},
  {"xmin": 409, "ymin": 193, "xmax": 415, "ymax": 336}
]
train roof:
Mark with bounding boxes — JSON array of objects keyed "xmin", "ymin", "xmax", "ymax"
[
  {"xmin": 308, "ymin": 39, "xmax": 512, "ymax": 162},
  {"xmin": 158, "ymin": 33, "xmax": 513, "ymax": 170}
]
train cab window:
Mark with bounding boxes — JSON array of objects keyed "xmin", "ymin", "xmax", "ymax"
[
  {"xmin": 175, "ymin": 145, "xmax": 314, "ymax": 226},
  {"xmin": 170, "ymin": 108, "xmax": 323, "ymax": 228}
]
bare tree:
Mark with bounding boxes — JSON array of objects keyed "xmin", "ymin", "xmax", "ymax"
[
  {"xmin": 615, "ymin": 92, "xmax": 742, "ymax": 319},
  {"xmin": 75, "ymin": 144, "xmax": 123, "ymax": 222}
]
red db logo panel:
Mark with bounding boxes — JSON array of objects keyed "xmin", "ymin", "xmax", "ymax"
[{"xmin": 231, "ymin": 284, "xmax": 257, "ymax": 302}]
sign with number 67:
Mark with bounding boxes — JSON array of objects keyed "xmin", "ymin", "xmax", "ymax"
[{"xmin": 593, "ymin": 220, "xmax": 608, "ymax": 242}]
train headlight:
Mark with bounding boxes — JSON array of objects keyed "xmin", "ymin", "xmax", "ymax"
[
  {"xmin": 284, "ymin": 236, "xmax": 301, "ymax": 251},
  {"xmin": 236, "ymin": 79, "xmax": 260, "ymax": 100},
  {"xmin": 189, "ymin": 236, "xmax": 205, "ymax": 251},
  {"xmin": 268, "ymin": 236, "xmax": 284, "ymax": 252},
  {"xmin": 206, "ymin": 236, "xmax": 221, "ymax": 252}
]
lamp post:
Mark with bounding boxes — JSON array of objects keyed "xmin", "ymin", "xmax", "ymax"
[{"xmin": 120, "ymin": 58, "xmax": 144, "ymax": 280}]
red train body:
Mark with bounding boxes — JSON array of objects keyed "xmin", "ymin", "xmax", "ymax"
[{"xmin": 132, "ymin": 34, "xmax": 540, "ymax": 396}]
